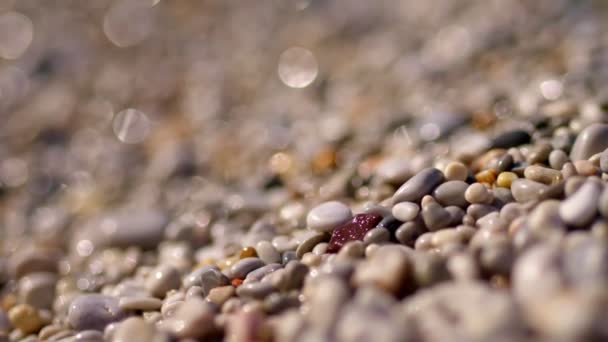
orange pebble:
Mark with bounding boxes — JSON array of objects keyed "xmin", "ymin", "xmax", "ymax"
[{"xmin": 231, "ymin": 278, "xmax": 244, "ymax": 287}]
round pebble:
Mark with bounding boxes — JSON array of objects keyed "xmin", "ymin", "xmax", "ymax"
[
  {"xmin": 464, "ymin": 183, "xmax": 493, "ymax": 204},
  {"xmin": 391, "ymin": 202, "xmax": 420, "ymax": 222},
  {"xmin": 433, "ymin": 180, "xmax": 469, "ymax": 208},
  {"xmin": 306, "ymin": 201, "xmax": 352, "ymax": 233},
  {"xmin": 67, "ymin": 295, "xmax": 127, "ymax": 331},
  {"xmin": 444, "ymin": 162, "xmax": 468, "ymax": 182}
]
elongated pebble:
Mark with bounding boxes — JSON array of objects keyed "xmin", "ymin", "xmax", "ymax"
[
  {"xmin": 296, "ymin": 232, "xmax": 329, "ymax": 259},
  {"xmin": 184, "ymin": 266, "xmax": 229, "ymax": 295},
  {"xmin": 560, "ymin": 180, "xmax": 602, "ymax": 227},
  {"xmin": 255, "ymin": 241, "xmax": 281, "ymax": 264},
  {"xmin": 433, "ymin": 181, "xmax": 469, "ymax": 208},
  {"xmin": 392, "ymin": 168, "xmax": 444, "ymax": 203},
  {"xmin": 306, "ymin": 201, "xmax": 352, "ymax": 233},
  {"xmin": 68, "ymin": 294, "xmax": 126, "ymax": 331},
  {"xmin": 524, "ymin": 165, "xmax": 562, "ymax": 185},
  {"xmin": 511, "ymin": 179, "xmax": 547, "ymax": 203},
  {"xmin": 570, "ymin": 123, "xmax": 608, "ymax": 161},
  {"xmin": 230, "ymin": 258, "xmax": 265, "ymax": 279},
  {"xmin": 118, "ymin": 297, "xmax": 162, "ymax": 311}
]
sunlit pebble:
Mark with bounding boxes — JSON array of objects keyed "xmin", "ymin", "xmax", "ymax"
[
  {"xmin": 420, "ymin": 123, "xmax": 441, "ymax": 141},
  {"xmin": 112, "ymin": 108, "xmax": 151, "ymax": 144},
  {"xmin": 278, "ymin": 47, "xmax": 318, "ymax": 88},
  {"xmin": 0, "ymin": 11, "xmax": 33, "ymax": 59},
  {"xmin": 540, "ymin": 79, "xmax": 563, "ymax": 100},
  {"xmin": 0, "ymin": 158, "xmax": 28, "ymax": 187},
  {"xmin": 103, "ymin": 0, "xmax": 156, "ymax": 48},
  {"xmin": 76, "ymin": 240, "xmax": 94, "ymax": 257}
]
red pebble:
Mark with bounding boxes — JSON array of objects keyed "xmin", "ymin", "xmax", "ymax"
[
  {"xmin": 327, "ymin": 213, "xmax": 383, "ymax": 253},
  {"xmin": 231, "ymin": 278, "xmax": 244, "ymax": 287}
]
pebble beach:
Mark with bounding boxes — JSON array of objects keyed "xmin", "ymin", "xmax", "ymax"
[{"xmin": 2, "ymin": 0, "xmax": 608, "ymax": 341}]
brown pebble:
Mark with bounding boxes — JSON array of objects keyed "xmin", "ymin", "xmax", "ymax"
[
  {"xmin": 444, "ymin": 162, "xmax": 468, "ymax": 182},
  {"xmin": 475, "ymin": 169, "xmax": 497, "ymax": 184},
  {"xmin": 573, "ymin": 160, "xmax": 599, "ymax": 176}
]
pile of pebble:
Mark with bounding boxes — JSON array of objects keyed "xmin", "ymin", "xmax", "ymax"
[{"xmin": 3, "ymin": 1, "xmax": 608, "ymax": 341}]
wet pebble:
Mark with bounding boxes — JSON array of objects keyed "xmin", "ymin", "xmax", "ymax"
[
  {"xmin": 67, "ymin": 295, "xmax": 127, "ymax": 331},
  {"xmin": 392, "ymin": 168, "xmax": 444, "ymax": 203}
]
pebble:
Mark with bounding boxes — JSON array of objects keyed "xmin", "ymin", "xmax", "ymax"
[
  {"xmin": 255, "ymin": 241, "xmax": 281, "ymax": 264},
  {"xmin": 574, "ymin": 159, "xmax": 599, "ymax": 176},
  {"xmin": 7, "ymin": 304, "xmax": 43, "ymax": 335},
  {"xmin": 464, "ymin": 183, "xmax": 493, "ymax": 204},
  {"xmin": 296, "ymin": 232, "xmax": 329, "ymax": 259},
  {"xmin": 353, "ymin": 246, "xmax": 411, "ymax": 295},
  {"xmin": 306, "ymin": 201, "xmax": 353, "ymax": 233},
  {"xmin": 433, "ymin": 181, "xmax": 469, "ymax": 208},
  {"xmin": 375, "ymin": 158, "xmax": 411, "ymax": 184},
  {"xmin": 600, "ymin": 187, "xmax": 608, "ymax": 218},
  {"xmin": 8, "ymin": 247, "xmax": 59, "ymax": 279},
  {"xmin": 549, "ymin": 149, "xmax": 569, "ymax": 170},
  {"xmin": 527, "ymin": 142, "xmax": 553, "ymax": 165},
  {"xmin": 395, "ymin": 222, "xmax": 423, "ymax": 246},
  {"xmin": 236, "ymin": 282, "xmax": 274, "ymax": 299},
  {"xmin": 158, "ymin": 298, "xmax": 215, "ymax": 338},
  {"xmin": 559, "ymin": 180, "xmax": 602, "ymax": 227},
  {"xmin": 230, "ymin": 257, "xmax": 265, "ymax": 279},
  {"xmin": 118, "ymin": 297, "xmax": 162, "ymax": 311},
  {"xmin": 421, "ymin": 201, "xmax": 452, "ymax": 231},
  {"xmin": 327, "ymin": 213, "xmax": 383, "ymax": 253},
  {"xmin": 491, "ymin": 129, "xmax": 531, "ymax": 149},
  {"xmin": 392, "ymin": 168, "xmax": 445, "ymax": 203},
  {"xmin": 206, "ymin": 286, "xmax": 235, "ymax": 307},
  {"xmin": 244, "ymin": 263, "xmax": 282, "ymax": 284},
  {"xmin": 496, "ymin": 171, "xmax": 518, "ymax": 188},
  {"xmin": 146, "ymin": 265, "xmax": 181, "ymax": 298},
  {"xmin": 496, "ymin": 153, "xmax": 514, "ymax": 173},
  {"xmin": 524, "ymin": 165, "xmax": 562, "ymax": 185},
  {"xmin": 444, "ymin": 162, "xmax": 468, "ymax": 182},
  {"xmin": 184, "ymin": 266, "xmax": 229, "ymax": 295},
  {"xmin": 570, "ymin": 123, "xmax": 608, "ymax": 161},
  {"xmin": 113, "ymin": 317, "xmax": 167, "ymax": 342},
  {"xmin": 475, "ymin": 169, "xmax": 497, "ymax": 184},
  {"xmin": 511, "ymin": 179, "xmax": 548, "ymax": 202},
  {"xmin": 600, "ymin": 148, "xmax": 608, "ymax": 173},
  {"xmin": 391, "ymin": 202, "xmax": 419, "ymax": 222},
  {"xmin": 17, "ymin": 272, "xmax": 56, "ymax": 310},
  {"xmin": 67, "ymin": 295, "xmax": 127, "ymax": 331},
  {"xmin": 363, "ymin": 227, "xmax": 390, "ymax": 245}
]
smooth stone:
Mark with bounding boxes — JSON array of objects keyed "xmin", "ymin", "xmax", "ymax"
[
  {"xmin": 444, "ymin": 162, "xmax": 468, "ymax": 182},
  {"xmin": 183, "ymin": 266, "xmax": 229, "ymax": 295},
  {"xmin": 113, "ymin": 317, "xmax": 167, "ymax": 342},
  {"xmin": 75, "ymin": 330, "xmax": 104, "ymax": 341},
  {"xmin": 391, "ymin": 202, "xmax": 419, "ymax": 222},
  {"xmin": 327, "ymin": 214, "xmax": 383, "ymax": 253},
  {"xmin": 600, "ymin": 148, "xmax": 608, "ymax": 173},
  {"xmin": 244, "ymin": 263, "xmax": 282, "ymax": 284},
  {"xmin": 528, "ymin": 200, "xmax": 566, "ymax": 232},
  {"xmin": 17, "ymin": 272, "xmax": 57, "ymax": 310},
  {"xmin": 467, "ymin": 204, "xmax": 497, "ymax": 221},
  {"xmin": 464, "ymin": 183, "xmax": 493, "ymax": 204},
  {"xmin": 118, "ymin": 297, "xmax": 162, "ymax": 311},
  {"xmin": 8, "ymin": 247, "xmax": 59, "ymax": 279},
  {"xmin": 146, "ymin": 265, "xmax": 181, "ymax": 298},
  {"xmin": 491, "ymin": 129, "xmax": 531, "ymax": 149},
  {"xmin": 375, "ymin": 158, "xmax": 411, "ymax": 184},
  {"xmin": 395, "ymin": 222, "xmax": 423, "ymax": 246},
  {"xmin": 230, "ymin": 258, "xmax": 265, "ymax": 279},
  {"xmin": 392, "ymin": 168, "xmax": 445, "ymax": 203},
  {"xmin": 600, "ymin": 187, "xmax": 608, "ymax": 218},
  {"xmin": 445, "ymin": 206, "xmax": 465, "ymax": 226},
  {"xmin": 496, "ymin": 153, "xmax": 514, "ymax": 173},
  {"xmin": 68, "ymin": 294, "xmax": 127, "ymax": 331},
  {"xmin": 306, "ymin": 201, "xmax": 353, "ymax": 233},
  {"xmin": 363, "ymin": 227, "xmax": 390, "ymax": 245},
  {"xmin": 549, "ymin": 149, "xmax": 569, "ymax": 170},
  {"xmin": 296, "ymin": 232, "xmax": 329, "ymax": 259},
  {"xmin": 421, "ymin": 202, "xmax": 451, "ymax": 231},
  {"xmin": 511, "ymin": 179, "xmax": 547, "ymax": 203},
  {"xmin": 560, "ymin": 180, "xmax": 602, "ymax": 227},
  {"xmin": 158, "ymin": 298, "xmax": 215, "ymax": 339},
  {"xmin": 570, "ymin": 123, "xmax": 608, "ymax": 161},
  {"xmin": 206, "ymin": 286, "xmax": 235, "ymax": 307},
  {"xmin": 236, "ymin": 282, "xmax": 274, "ymax": 299},
  {"xmin": 361, "ymin": 202, "xmax": 392, "ymax": 217},
  {"xmin": 376, "ymin": 215, "xmax": 402, "ymax": 230},
  {"xmin": 255, "ymin": 241, "xmax": 281, "ymax": 264},
  {"xmin": 433, "ymin": 181, "xmax": 469, "ymax": 208},
  {"xmin": 353, "ymin": 246, "xmax": 411, "ymax": 295},
  {"xmin": 272, "ymin": 236, "xmax": 298, "ymax": 252},
  {"xmin": 524, "ymin": 165, "xmax": 562, "ymax": 185},
  {"xmin": 7, "ymin": 304, "xmax": 43, "ymax": 335},
  {"xmin": 527, "ymin": 142, "xmax": 552, "ymax": 165}
]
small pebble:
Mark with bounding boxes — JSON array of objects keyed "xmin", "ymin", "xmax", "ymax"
[
  {"xmin": 491, "ymin": 129, "xmax": 531, "ymax": 149},
  {"xmin": 146, "ymin": 265, "xmax": 181, "ymax": 298},
  {"xmin": 306, "ymin": 201, "xmax": 353, "ymax": 233},
  {"xmin": 184, "ymin": 266, "xmax": 229, "ymax": 295},
  {"xmin": 570, "ymin": 123, "xmax": 608, "ymax": 161},
  {"xmin": 8, "ymin": 304, "xmax": 43, "ymax": 335},
  {"xmin": 511, "ymin": 179, "xmax": 548, "ymax": 202},
  {"xmin": 67, "ymin": 294, "xmax": 126, "ymax": 331},
  {"xmin": 230, "ymin": 257, "xmax": 265, "ymax": 279},
  {"xmin": 421, "ymin": 201, "xmax": 452, "ymax": 231},
  {"xmin": 391, "ymin": 202, "xmax": 420, "ymax": 222},
  {"xmin": 464, "ymin": 183, "xmax": 493, "ymax": 204},
  {"xmin": 560, "ymin": 180, "xmax": 602, "ymax": 227},
  {"xmin": 327, "ymin": 213, "xmax": 383, "ymax": 253},
  {"xmin": 444, "ymin": 162, "xmax": 468, "ymax": 182},
  {"xmin": 433, "ymin": 180, "xmax": 469, "ymax": 208},
  {"xmin": 118, "ymin": 297, "xmax": 162, "ymax": 311},
  {"xmin": 113, "ymin": 317, "xmax": 167, "ymax": 342},
  {"xmin": 524, "ymin": 165, "xmax": 562, "ymax": 185},
  {"xmin": 206, "ymin": 286, "xmax": 235, "ymax": 307},
  {"xmin": 392, "ymin": 168, "xmax": 445, "ymax": 203},
  {"xmin": 496, "ymin": 172, "xmax": 518, "ymax": 188},
  {"xmin": 255, "ymin": 241, "xmax": 281, "ymax": 264},
  {"xmin": 549, "ymin": 149, "xmax": 569, "ymax": 170}
]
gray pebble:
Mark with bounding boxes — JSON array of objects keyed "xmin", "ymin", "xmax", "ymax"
[
  {"xmin": 159, "ymin": 298, "xmax": 215, "ymax": 339},
  {"xmin": 395, "ymin": 222, "xmax": 424, "ymax": 246},
  {"xmin": 255, "ymin": 241, "xmax": 281, "ymax": 264},
  {"xmin": 282, "ymin": 251, "xmax": 297, "ymax": 265},
  {"xmin": 391, "ymin": 202, "xmax": 419, "ymax": 222},
  {"xmin": 244, "ymin": 263, "xmax": 282, "ymax": 284},
  {"xmin": 236, "ymin": 282, "xmax": 274, "ymax": 299},
  {"xmin": 68, "ymin": 294, "xmax": 127, "ymax": 331},
  {"xmin": 491, "ymin": 129, "xmax": 531, "ymax": 149},
  {"xmin": 570, "ymin": 123, "xmax": 608, "ymax": 161},
  {"xmin": 560, "ymin": 180, "xmax": 602, "ymax": 227},
  {"xmin": 183, "ymin": 266, "xmax": 229, "ymax": 296},
  {"xmin": 527, "ymin": 142, "xmax": 552, "ymax": 165},
  {"xmin": 296, "ymin": 232, "xmax": 328, "ymax": 259},
  {"xmin": 392, "ymin": 168, "xmax": 444, "ymax": 203},
  {"xmin": 600, "ymin": 187, "xmax": 608, "ymax": 218},
  {"xmin": 363, "ymin": 227, "xmax": 390, "ymax": 245},
  {"xmin": 146, "ymin": 265, "xmax": 181, "ymax": 298},
  {"xmin": 464, "ymin": 183, "xmax": 493, "ymax": 204},
  {"xmin": 375, "ymin": 158, "xmax": 411, "ymax": 184},
  {"xmin": 433, "ymin": 181, "xmax": 469, "ymax": 208},
  {"xmin": 445, "ymin": 206, "xmax": 465, "ymax": 226},
  {"xmin": 496, "ymin": 153, "xmax": 514, "ymax": 173},
  {"xmin": 511, "ymin": 179, "xmax": 547, "ymax": 202},
  {"xmin": 421, "ymin": 202, "xmax": 451, "ymax": 231},
  {"xmin": 549, "ymin": 149, "xmax": 569, "ymax": 170},
  {"xmin": 75, "ymin": 330, "xmax": 104, "ymax": 342},
  {"xmin": 306, "ymin": 201, "xmax": 352, "ymax": 233},
  {"xmin": 230, "ymin": 257, "xmax": 265, "ymax": 279}
]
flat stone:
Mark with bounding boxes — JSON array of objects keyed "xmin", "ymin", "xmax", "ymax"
[
  {"xmin": 306, "ymin": 201, "xmax": 352, "ymax": 233},
  {"xmin": 570, "ymin": 123, "xmax": 608, "ymax": 161},
  {"xmin": 67, "ymin": 294, "xmax": 127, "ymax": 331},
  {"xmin": 433, "ymin": 181, "xmax": 469, "ymax": 208},
  {"xmin": 560, "ymin": 180, "xmax": 602, "ymax": 227},
  {"xmin": 393, "ymin": 168, "xmax": 445, "ymax": 203}
]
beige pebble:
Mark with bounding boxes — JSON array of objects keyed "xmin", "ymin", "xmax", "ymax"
[
  {"xmin": 146, "ymin": 265, "xmax": 181, "ymax": 298},
  {"xmin": 524, "ymin": 165, "xmax": 562, "ymax": 185},
  {"xmin": 444, "ymin": 162, "xmax": 468, "ymax": 181},
  {"xmin": 573, "ymin": 160, "xmax": 599, "ymax": 176},
  {"xmin": 353, "ymin": 246, "xmax": 411, "ymax": 295},
  {"xmin": 496, "ymin": 172, "xmax": 518, "ymax": 188},
  {"xmin": 464, "ymin": 183, "xmax": 493, "ymax": 204},
  {"xmin": 114, "ymin": 317, "xmax": 167, "ymax": 342},
  {"xmin": 8, "ymin": 304, "xmax": 43, "ymax": 334},
  {"xmin": 206, "ymin": 286, "xmax": 235, "ymax": 307},
  {"xmin": 159, "ymin": 298, "xmax": 215, "ymax": 338},
  {"xmin": 118, "ymin": 296, "xmax": 162, "ymax": 311}
]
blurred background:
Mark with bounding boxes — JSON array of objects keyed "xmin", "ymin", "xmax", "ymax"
[{"xmin": 1, "ymin": 0, "xmax": 608, "ymax": 242}]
